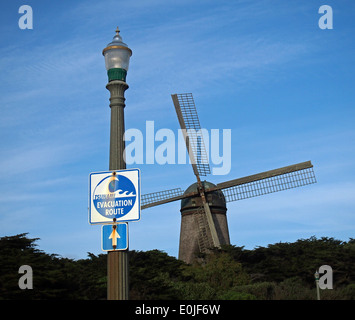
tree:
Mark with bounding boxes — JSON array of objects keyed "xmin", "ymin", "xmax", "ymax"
[{"xmin": 1, "ymin": 234, "xmax": 354, "ymax": 300}]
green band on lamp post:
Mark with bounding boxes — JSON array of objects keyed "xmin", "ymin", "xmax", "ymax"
[{"xmin": 108, "ymin": 68, "xmax": 127, "ymax": 82}]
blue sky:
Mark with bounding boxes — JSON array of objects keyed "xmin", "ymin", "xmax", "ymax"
[{"xmin": 0, "ymin": 0, "xmax": 354, "ymax": 259}]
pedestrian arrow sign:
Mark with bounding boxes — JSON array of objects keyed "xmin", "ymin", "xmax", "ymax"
[
  {"xmin": 109, "ymin": 226, "xmax": 121, "ymax": 247},
  {"xmin": 89, "ymin": 168, "xmax": 140, "ymax": 224},
  {"xmin": 102, "ymin": 223, "xmax": 128, "ymax": 251}
]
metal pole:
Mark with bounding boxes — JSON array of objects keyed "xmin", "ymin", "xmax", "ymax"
[
  {"xmin": 315, "ymin": 271, "xmax": 320, "ymax": 300},
  {"xmin": 316, "ymin": 280, "xmax": 320, "ymax": 300},
  {"xmin": 106, "ymin": 80, "xmax": 129, "ymax": 300}
]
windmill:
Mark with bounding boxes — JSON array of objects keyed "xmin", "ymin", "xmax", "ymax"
[{"xmin": 141, "ymin": 93, "xmax": 317, "ymax": 264}]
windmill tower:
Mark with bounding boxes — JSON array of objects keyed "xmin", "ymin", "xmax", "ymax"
[
  {"xmin": 179, "ymin": 181, "xmax": 229, "ymax": 263},
  {"xmin": 141, "ymin": 93, "xmax": 317, "ymax": 264}
]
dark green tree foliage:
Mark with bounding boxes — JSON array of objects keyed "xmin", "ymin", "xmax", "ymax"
[
  {"xmin": 176, "ymin": 252, "xmax": 249, "ymax": 299},
  {"xmin": 0, "ymin": 233, "xmax": 106, "ymax": 300},
  {"xmin": 0, "ymin": 233, "xmax": 79, "ymax": 299},
  {"xmin": 129, "ymin": 249, "xmax": 185, "ymax": 299},
  {"xmin": 75, "ymin": 253, "xmax": 107, "ymax": 300},
  {"xmin": 223, "ymin": 236, "xmax": 355, "ymax": 287},
  {"xmin": 1, "ymin": 234, "xmax": 354, "ymax": 299}
]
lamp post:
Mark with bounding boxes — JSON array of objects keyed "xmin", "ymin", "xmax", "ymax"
[
  {"xmin": 314, "ymin": 270, "xmax": 320, "ymax": 300},
  {"xmin": 103, "ymin": 27, "xmax": 132, "ymax": 300}
]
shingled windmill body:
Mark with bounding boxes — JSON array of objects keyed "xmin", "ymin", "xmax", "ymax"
[{"xmin": 142, "ymin": 93, "xmax": 316, "ymax": 264}]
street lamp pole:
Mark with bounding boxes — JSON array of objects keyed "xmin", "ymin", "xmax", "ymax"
[{"xmin": 103, "ymin": 27, "xmax": 132, "ymax": 300}]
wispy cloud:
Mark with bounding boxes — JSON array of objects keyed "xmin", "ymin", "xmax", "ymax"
[{"xmin": 0, "ymin": 142, "xmax": 78, "ymax": 178}]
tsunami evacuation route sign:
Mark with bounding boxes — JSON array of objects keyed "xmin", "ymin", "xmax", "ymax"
[{"xmin": 89, "ymin": 168, "xmax": 140, "ymax": 224}]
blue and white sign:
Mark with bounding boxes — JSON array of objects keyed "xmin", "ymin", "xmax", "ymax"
[
  {"xmin": 102, "ymin": 223, "xmax": 128, "ymax": 251},
  {"xmin": 89, "ymin": 169, "xmax": 140, "ymax": 224}
]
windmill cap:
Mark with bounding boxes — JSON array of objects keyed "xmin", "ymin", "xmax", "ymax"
[{"xmin": 181, "ymin": 181, "xmax": 226, "ymax": 210}]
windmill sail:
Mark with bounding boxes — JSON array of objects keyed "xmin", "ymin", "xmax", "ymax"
[
  {"xmin": 141, "ymin": 188, "xmax": 185, "ymax": 209},
  {"xmin": 171, "ymin": 93, "xmax": 221, "ymax": 248},
  {"xmin": 210, "ymin": 161, "xmax": 316, "ymax": 202},
  {"xmin": 171, "ymin": 93, "xmax": 211, "ymax": 177},
  {"xmin": 141, "ymin": 161, "xmax": 316, "ymax": 209},
  {"xmin": 194, "ymin": 206, "xmax": 214, "ymax": 253}
]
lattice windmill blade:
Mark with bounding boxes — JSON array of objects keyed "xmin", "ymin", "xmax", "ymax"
[
  {"xmin": 171, "ymin": 93, "xmax": 221, "ymax": 248},
  {"xmin": 206, "ymin": 161, "xmax": 316, "ymax": 203},
  {"xmin": 194, "ymin": 206, "xmax": 215, "ymax": 253},
  {"xmin": 141, "ymin": 188, "xmax": 187, "ymax": 210},
  {"xmin": 171, "ymin": 93, "xmax": 211, "ymax": 177}
]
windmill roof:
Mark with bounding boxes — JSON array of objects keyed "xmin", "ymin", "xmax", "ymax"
[{"xmin": 181, "ymin": 181, "xmax": 226, "ymax": 210}]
